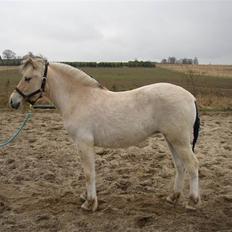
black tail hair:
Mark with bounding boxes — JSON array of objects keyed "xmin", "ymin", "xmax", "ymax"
[{"xmin": 192, "ymin": 102, "xmax": 200, "ymax": 152}]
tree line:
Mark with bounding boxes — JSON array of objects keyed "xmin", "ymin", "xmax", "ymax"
[
  {"xmin": 62, "ymin": 60, "xmax": 156, "ymax": 68},
  {"xmin": 0, "ymin": 49, "xmax": 156, "ymax": 68}
]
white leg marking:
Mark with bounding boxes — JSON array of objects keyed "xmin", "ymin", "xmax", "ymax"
[
  {"xmin": 76, "ymin": 141, "xmax": 98, "ymax": 211},
  {"xmin": 172, "ymin": 144, "xmax": 200, "ymax": 209}
]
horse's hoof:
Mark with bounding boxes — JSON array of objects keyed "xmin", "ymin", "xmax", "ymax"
[
  {"xmin": 80, "ymin": 192, "xmax": 87, "ymax": 202},
  {"xmin": 81, "ymin": 198, "xmax": 98, "ymax": 212},
  {"xmin": 186, "ymin": 195, "xmax": 200, "ymax": 210},
  {"xmin": 166, "ymin": 192, "xmax": 181, "ymax": 205}
]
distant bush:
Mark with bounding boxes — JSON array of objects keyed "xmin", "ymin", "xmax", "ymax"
[
  {"xmin": 63, "ymin": 60, "xmax": 156, "ymax": 68},
  {"xmin": 0, "ymin": 59, "xmax": 22, "ymax": 66}
]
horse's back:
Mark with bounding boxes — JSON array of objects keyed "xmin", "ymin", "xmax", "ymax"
[{"xmin": 135, "ymin": 82, "xmax": 195, "ymax": 101}]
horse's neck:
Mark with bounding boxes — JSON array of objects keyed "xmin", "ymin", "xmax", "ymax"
[{"xmin": 45, "ymin": 64, "xmax": 87, "ymax": 115}]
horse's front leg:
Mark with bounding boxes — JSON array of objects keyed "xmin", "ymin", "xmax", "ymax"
[{"xmin": 76, "ymin": 141, "xmax": 98, "ymax": 212}]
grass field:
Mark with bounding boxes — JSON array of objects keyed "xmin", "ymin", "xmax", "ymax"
[
  {"xmin": 0, "ymin": 65, "xmax": 232, "ymax": 110},
  {"xmin": 157, "ymin": 64, "xmax": 232, "ymax": 78}
]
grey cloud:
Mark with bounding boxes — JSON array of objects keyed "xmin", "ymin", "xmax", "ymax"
[{"xmin": 0, "ymin": 1, "xmax": 232, "ymax": 64}]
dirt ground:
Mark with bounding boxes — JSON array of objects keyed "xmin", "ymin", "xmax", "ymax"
[{"xmin": 0, "ymin": 110, "xmax": 231, "ymax": 232}]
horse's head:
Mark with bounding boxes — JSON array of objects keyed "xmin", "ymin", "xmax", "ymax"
[{"xmin": 9, "ymin": 53, "xmax": 48, "ymax": 109}]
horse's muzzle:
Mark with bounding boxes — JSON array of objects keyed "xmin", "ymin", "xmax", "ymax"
[{"xmin": 10, "ymin": 98, "xmax": 20, "ymax": 109}]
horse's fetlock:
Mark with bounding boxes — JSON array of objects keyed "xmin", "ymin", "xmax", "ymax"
[
  {"xmin": 186, "ymin": 194, "xmax": 200, "ymax": 210},
  {"xmin": 190, "ymin": 194, "xmax": 200, "ymax": 204},
  {"xmin": 81, "ymin": 197, "xmax": 98, "ymax": 212},
  {"xmin": 166, "ymin": 192, "xmax": 181, "ymax": 205},
  {"xmin": 80, "ymin": 191, "xmax": 87, "ymax": 202}
]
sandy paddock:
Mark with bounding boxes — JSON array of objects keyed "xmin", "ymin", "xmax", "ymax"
[{"xmin": 0, "ymin": 110, "xmax": 231, "ymax": 232}]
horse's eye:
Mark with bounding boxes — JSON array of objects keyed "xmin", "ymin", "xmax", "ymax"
[{"xmin": 24, "ymin": 77, "xmax": 32, "ymax": 82}]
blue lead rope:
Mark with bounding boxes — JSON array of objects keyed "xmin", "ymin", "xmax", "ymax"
[{"xmin": 0, "ymin": 112, "xmax": 32, "ymax": 148}]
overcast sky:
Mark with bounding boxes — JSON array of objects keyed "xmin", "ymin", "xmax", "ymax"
[{"xmin": 0, "ymin": 0, "xmax": 232, "ymax": 64}]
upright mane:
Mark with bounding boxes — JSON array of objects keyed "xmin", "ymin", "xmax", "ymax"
[{"xmin": 53, "ymin": 63, "xmax": 103, "ymax": 88}]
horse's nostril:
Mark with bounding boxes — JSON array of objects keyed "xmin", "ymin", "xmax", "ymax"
[
  {"xmin": 10, "ymin": 99, "xmax": 20, "ymax": 109},
  {"xmin": 10, "ymin": 99, "xmax": 13, "ymax": 107}
]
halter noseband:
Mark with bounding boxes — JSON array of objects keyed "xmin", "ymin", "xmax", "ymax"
[{"xmin": 15, "ymin": 61, "xmax": 49, "ymax": 105}]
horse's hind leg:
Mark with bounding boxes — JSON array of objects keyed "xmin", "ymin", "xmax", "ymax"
[
  {"xmin": 166, "ymin": 140, "xmax": 185, "ymax": 205},
  {"xmin": 170, "ymin": 142, "xmax": 200, "ymax": 209}
]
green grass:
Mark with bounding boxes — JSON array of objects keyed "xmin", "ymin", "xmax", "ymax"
[
  {"xmin": 0, "ymin": 68, "xmax": 21, "ymax": 108},
  {"xmin": 82, "ymin": 67, "xmax": 232, "ymax": 96},
  {"xmin": 0, "ymin": 66, "xmax": 232, "ymax": 110},
  {"xmin": 82, "ymin": 67, "xmax": 186, "ymax": 90}
]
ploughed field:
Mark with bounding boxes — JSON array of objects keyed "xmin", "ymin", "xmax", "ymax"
[{"xmin": 0, "ymin": 111, "xmax": 231, "ymax": 232}]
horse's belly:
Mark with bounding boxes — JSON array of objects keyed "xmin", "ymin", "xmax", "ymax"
[
  {"xmin": 94, "ymin": 134, "xmax": 149, "ymax": 148},
  {"xmin": 93, "ymin": 124, "xmax": 156, "ymax": 148}
]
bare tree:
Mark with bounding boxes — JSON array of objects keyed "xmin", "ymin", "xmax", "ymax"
[{"xmin": 2, "ymin": 49, "xmax": 16, "ymax": 59}]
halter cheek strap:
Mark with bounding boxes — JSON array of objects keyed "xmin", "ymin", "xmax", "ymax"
[{"xmin": 15, "ymin": 61, "xmax": 49, "ymax": 105}]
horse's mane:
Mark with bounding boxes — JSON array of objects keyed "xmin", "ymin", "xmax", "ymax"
[
  {"xmin": 21, "ymin": 53, "xmax": 103, "ymax": 89},
  {"xmin": 53, "ymin": 63, "xmax": 102, "ymax": 88}
]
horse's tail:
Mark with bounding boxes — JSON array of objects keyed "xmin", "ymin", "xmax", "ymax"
[{"xmin": 192, "ymin": 101, "xmax": 200, "ymax": 153}]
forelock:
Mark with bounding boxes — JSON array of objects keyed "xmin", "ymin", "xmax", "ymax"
[{"xmin": 20, "ymin": 53, "xmax": 47, "ymax": 74}]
